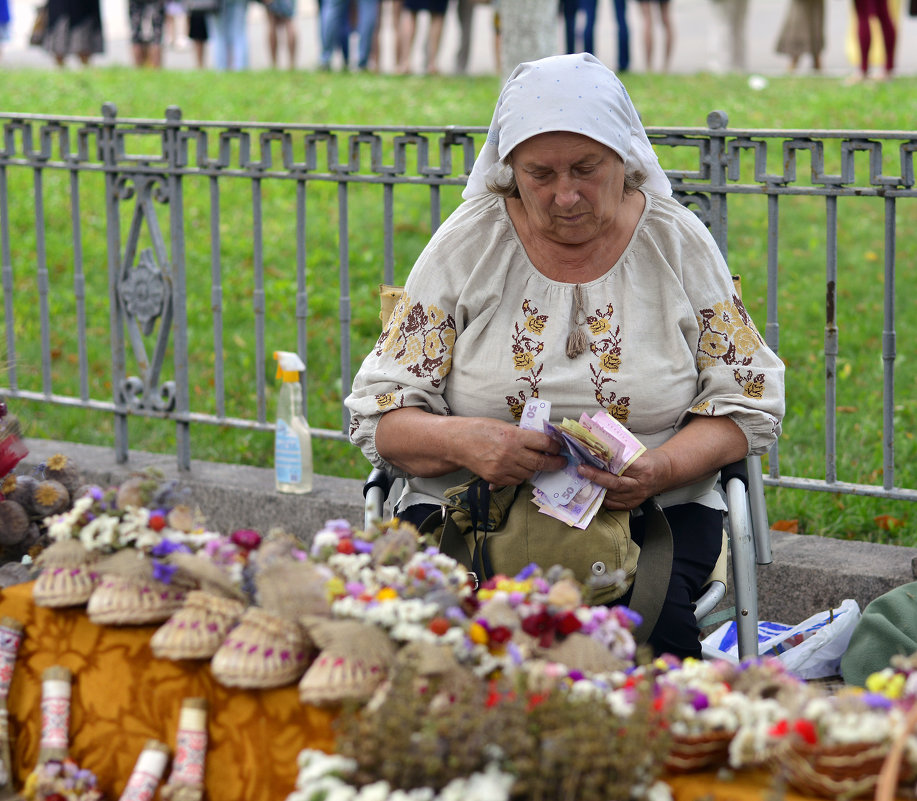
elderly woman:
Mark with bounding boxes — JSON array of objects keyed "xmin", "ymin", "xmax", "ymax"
[{"xmin": 346, "ymin": 53, "xmax": 784, "ymax": 659}]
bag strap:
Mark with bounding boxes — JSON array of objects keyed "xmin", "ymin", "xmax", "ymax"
[{"xmin": 629, "ymin": 499, "xmax": 674, "ymax": 645}]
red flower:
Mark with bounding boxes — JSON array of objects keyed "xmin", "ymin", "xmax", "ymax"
[
  {"xmin": 521, "ymin": 610, "xmax": 556, "ymax": 648},
  {"xmin": 793, "ymin": 718, "xmax": 818, "ymax": 745},
  {"xmin": 428, "ymin": 617, "xmax": 450, "ymax": 636},
  {"xmin": 336, "ymin": 539, "xmax": 356, "ymax": 555},
  {"xmin": 769, "ymin": 719, "xmax": 790, "ymax": 738},
  {"xmin": 148, "ymin": 511, "xmax": 167, "ymax": 532},
  {"xmin": 489, "ymin": 625, "xmax": 513, "ymax": 644},
  {"xmin": 230, "ymin": 529, "xmax": 262, "ymax": 551},
  {"xmin": 555, "ymin": 611, "xmax": 582, "ymax": 636}
]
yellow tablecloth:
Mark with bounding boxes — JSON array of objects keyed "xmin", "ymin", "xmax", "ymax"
[
  {"xmin": 1, "ymin": 581, "xmax": 336, "ymax": 801},
  {"xmin": 1, "ymin": 581, "xmax": 906, "ymax": 801}
]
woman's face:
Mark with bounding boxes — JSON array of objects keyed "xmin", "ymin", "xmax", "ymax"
[{"xmin": 510, "ymin": 132, "xmax": 627, "ymax": 246}]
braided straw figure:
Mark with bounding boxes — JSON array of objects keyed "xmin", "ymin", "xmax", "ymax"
[
  {"xmin": 87, "ymin": 548, "xmax": 198, "ymax": 626},
  {"xmin": 161, "ymin": 698, "xmax": 208, "ymax": 801},
  {"xmin": 210, "ymin": 559, "xmax": 329, "ymax": 689},
  {"xmin": 38, "ymin": 666, "xmax": 72, "ymax": 765},
  {"xmin": 33, "ymin": 538, "xmax": 101, "ymax": 608},
  {"xmin": 150, "ymin": 552, "xmax": 249, "ymax": 661},
  {"xmin": 0, "ymin": 617, "xmax": 23, "ymax": 791},
  {"xmin": 298, "ymin": 616, "xmax": 398, "ymax": 707}
]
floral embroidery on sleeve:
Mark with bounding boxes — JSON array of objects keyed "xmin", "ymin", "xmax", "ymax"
[
  {"xmin": 506, "ymin": 299, "xmax": 549, "ymax": 418},
  {"xmin": 587, "ymin": 302, "xmax": 632, "ymax": 424},
  {"xmin": 376, "ymin": 292, "xmax": 455, "ymax": 389},
  {"xmin": 696, "ymin": 295, "xmax": 769, "ymax": 398}
]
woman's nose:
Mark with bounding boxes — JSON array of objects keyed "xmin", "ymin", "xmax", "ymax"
[{"xmin": 554, "ymin": 177, "xmax": 580, "ymax": 207}]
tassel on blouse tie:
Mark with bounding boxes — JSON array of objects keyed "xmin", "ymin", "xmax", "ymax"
[{"xmin": 565, "ymin": 283, "xmax": 588, "ymax": 359}]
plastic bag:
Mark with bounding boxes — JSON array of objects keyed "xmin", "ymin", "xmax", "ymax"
[{"xmin": 701, "ymin": 599, "xmax": 862, "ymax": 679}]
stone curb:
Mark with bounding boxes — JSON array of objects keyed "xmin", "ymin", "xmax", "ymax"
[{"xmin": 15, "ymin": 438, "xmax": 917, "ymax": 628}]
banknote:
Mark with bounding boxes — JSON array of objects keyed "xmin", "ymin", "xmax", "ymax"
[
  {"xmin": 577, "ymin": 411, "xmax": 646, "ymax": 475},
  {"xmin": 533, "ymin": 482, "xmax": 606, "ymax": 529}
]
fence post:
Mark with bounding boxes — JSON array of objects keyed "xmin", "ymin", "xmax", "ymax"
[{"xmin": 101, "ymin": 102, "xmax": 130, "ymax": 464}]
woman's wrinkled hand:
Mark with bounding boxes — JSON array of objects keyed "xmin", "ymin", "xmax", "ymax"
[
  {"xmin": 459, "ymin": 417, "xmax": 566, "ymax": 486},
  {"xmin": 577, "ymin": 448, "xmax": 674, "ymax": 511}
]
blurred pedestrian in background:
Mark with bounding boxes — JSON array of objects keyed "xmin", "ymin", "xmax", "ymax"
[
  {"xmin": 635, "ymin": 0, "xmax": 673, "ymax": 71},
  {"xmin": 611, "ymin": 0, "xmax": 630, "ymax": 71},
  {"xmin": 321, "ymin": 0, "xmax": 378, "ymax": 70},
  {"xmin": 129, "ymin": 0, "xmax": 166, "ymax": 66},
  {"xmin": 848, "ymin": 0, "xmax": 896, "ymax": 80},
  {"xmin": 370, "ymin": 0, "xmax": 402, "ymax": 70},
  {"xmin": 775, "ymin": 0, "xmax": 824, "ymax": 72},
  {"xmin": 207, "ymin": 0, "xmax": 249, "ymax": 69},
  {"xmin": 397, "ymin": 0, "xmax": 446, "ymax": 74},
  {"xmin": 187, "ymin": 6, "xmax": 208, "ymax": 65},
  {"xmin": 0, "ymin": 0, "xmax": 10, "ymax": 59},
  {"xmin": 41, "ymin": 0, "xmax": 104, "ymax": 65},
  {"xmin": 264, "ymin": 0, "xmax": 298, "ymax": 67},
  {"xmin": 707, "ymin": 0, "xmax": 747, "ymax": 72},
  {"xmin": 165, "ymin": 0, "xmax": 189, "ymax": 47},
  {"xmin": 560, "ymin": 0, "xmax": 598, "ymax": 54}
]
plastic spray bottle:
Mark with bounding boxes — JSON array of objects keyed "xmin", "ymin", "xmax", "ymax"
[{"xmin": 272, "ymin": 351, "xmax": 313, "ymax": 494}]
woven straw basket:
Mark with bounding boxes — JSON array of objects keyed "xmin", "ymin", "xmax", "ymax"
[
  {"xmin": 664, "ymin": 729, "xmax": 734, "ymax": 774},
  {"xmin": 33, "ymin": 540, "xmax": 100, "ymax": 608},
  {"xmin": 87, "ymin": 573, "xmax": 191, "ymax": 626},
  {"xmin": 150, "ymin": 590, "xmax": 246, "ymax": 660},
  {"xmin": 210, "ymin": 606, "xmax": 310, "ymax": 689},
  {"xmin": 298, "ymin": 620, "xmax": 397, "ymax": 707},
  {"xmin": 773, "ymin": 739, "xmax": 893, "ymax": 799}
]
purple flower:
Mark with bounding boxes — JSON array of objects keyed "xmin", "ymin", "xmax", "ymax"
[
  {"xmin": 354, "ymin": 539, "xmax": 375, "ymax": 554},
  {"xmin": 516, "ymin": 563, "xmax": 538, "ymax": 580},
  {"xmin": 863, "ymin": 692, "xmax": 894, "ymax": 709},
  {"xmin": 691, "ymin": 692, "xmax": 710, "ymax": 711},
  {"xmin": 151, "ymin": 539, "xmax": 191, "ymax": 558},
  {"xmin": 152, "ymin": 560, "xmax": 178, "ymax": 584}
]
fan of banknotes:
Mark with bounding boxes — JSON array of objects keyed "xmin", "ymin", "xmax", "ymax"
[{"xmin": 520, "ymin": 398, "xmax": 646, "ymax": 529}]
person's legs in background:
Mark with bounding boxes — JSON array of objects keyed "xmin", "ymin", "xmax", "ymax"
[
  {"xmin": 561, "ymin": 0, "xmax": 577, "ymax": 52},
  {"xmin": 320, "ymin": 0, "xmax": 346, "ymax": 67},
  {"xmin": 613, "ymin": 0, "xmax": 629, "ymax": 71},
  {"xmin": 657, "ymin": 0, "xmax": 673, "ymax": 71},
  {"xmin": 224, "ymin": 0, "xmax": 248, "ymax": 68},
  {"xmin": 425, "ymin": 3, "xmax": 445, "ymax": 73},
  {"xmin": 355, "ymin": 0, "xmax": 379, "ymax": 68},
  {"xmin": 579, "ymin": 0, "xmax": 596, "ymax": 54},
  {"xmin": 454, "ymin": 0, "xmax": 473, "ymax": 73},
  {"xmin": 637, "ymin": 0, "xmax": 653, "ymax": 70}
]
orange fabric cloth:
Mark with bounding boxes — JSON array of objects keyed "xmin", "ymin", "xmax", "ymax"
[{"xmin": 1, "ymin": 581, "xmax": 337, "ymax": 801}]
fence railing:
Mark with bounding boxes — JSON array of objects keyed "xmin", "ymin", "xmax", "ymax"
[{"xmin": 1, "ymin": 105, "xmax": 915, "ymax": 503}]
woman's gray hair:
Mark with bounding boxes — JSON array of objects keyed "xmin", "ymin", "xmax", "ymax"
[{"xmin": 486, "ymin": 159, "xmax": 648, "ymax": 199}]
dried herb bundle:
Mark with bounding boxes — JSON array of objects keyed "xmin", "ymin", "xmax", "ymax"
[{"xmin": 334, "ymin": 658, "xmax": 672, "ymax": 801}]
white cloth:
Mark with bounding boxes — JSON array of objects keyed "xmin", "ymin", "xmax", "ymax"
[
  {"xmin": 463, "ymin": 53, "xmax": 672, "ymax": 200},
  {"xmin": 346, "ymin": 191, "xmax": 785, "ymax": 512}
]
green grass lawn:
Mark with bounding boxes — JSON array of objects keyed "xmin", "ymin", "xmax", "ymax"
[{"xmin": 2, "ymin": 68, "xmax": 916, "ymax": 544}]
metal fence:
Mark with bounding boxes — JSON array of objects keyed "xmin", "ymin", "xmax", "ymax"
[{"xmin": 1, "ymin": 104, "xmax": 915, "ymax": 503}]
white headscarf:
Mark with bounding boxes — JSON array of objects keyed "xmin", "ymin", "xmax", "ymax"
[{"xmin": 463, "ymin": 53, "xmax": 672, "ymax": 200}]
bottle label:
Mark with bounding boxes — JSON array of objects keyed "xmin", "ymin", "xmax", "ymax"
[{"xmin": 275, "ymin": 418, "xmax": 303, "ymax": 484}]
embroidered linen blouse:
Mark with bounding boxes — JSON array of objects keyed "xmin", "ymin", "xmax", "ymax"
[{"xmin": 346, "ymin": 190, "xmax": 785, "ymax": 511}]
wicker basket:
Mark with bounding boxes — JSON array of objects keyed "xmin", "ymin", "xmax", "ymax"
[
  {"xmin": 664, "ymin": 729, "xmax": 734, "ymax": 774},
  {"xmin": 87, "ymin": 573, "xmax": 191, "ymax": 626},
  {"xmin": 210, "ymin": 606, "xmax": 310, "ymax": 689},
  {"xmin": 32, "ymin": 540, "xmax": 100, "ymax": 608},
  {"xmin": 298, "ymin": 620, "xmax": 397, "ymax": 707},
  {"xmin": 773, "ymin": 739, "xmax": 892, "ymax": 799},
  {"xmin": 150, "ymin": 591, "xmax": 246, "ymax": 660}
]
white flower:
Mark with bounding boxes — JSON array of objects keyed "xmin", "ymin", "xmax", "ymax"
[
  {"xmin": 643, "ymin": 780, "xmax": 675, "ymax": 801},
  {"xmin": 78, "ymin": 515, "xmax": 120, "ymax": 551},
  {"xmin": 437, "ymin": 764, "xmax": 514, "ymax": 801},
  {"xmin": 47, "ymin": 496, "xmax": 94, "ymax": 541},
  {"xmin": 354, "ymin": 781, "xmax": 393, "ymax": 801}
]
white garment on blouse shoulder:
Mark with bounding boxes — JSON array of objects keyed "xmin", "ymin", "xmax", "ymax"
[{"xmin": 346, "ymin": 190, "xmax": 785, "ymax": 512}]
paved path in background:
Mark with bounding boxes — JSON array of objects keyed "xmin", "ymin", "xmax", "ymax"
[{"xmin": 2, "ymin": 0, "xmax": 916, "ymax": 76}]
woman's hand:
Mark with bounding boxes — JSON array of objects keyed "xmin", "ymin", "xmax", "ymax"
[
  {"xmin": 578, "ymin": 449, "xmax": 673, "ymax": 511},
  {"xmin": 375, "ymin": 407, "xmax": 566, "ymax": 486},
  {"xmin": 577, "ymin": 415, "xmax": 749, "ymax": 510}
]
